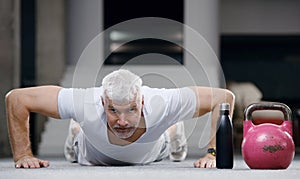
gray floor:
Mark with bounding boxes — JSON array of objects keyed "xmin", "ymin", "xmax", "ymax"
[{"xmin": 1, "ymin": 154, "xmax": 300, "ymax": 179}]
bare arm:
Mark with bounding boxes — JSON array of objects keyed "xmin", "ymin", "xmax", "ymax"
[
  {"xmin": 5, "ymin": 85, "xmax": 62, "ymax": 168},
  {"xmin": 189, "ymin": 87, "xmax": 235, "ymax": 168}
]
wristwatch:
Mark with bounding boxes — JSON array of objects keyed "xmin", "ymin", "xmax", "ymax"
[{"xmin": 207, "ymin": 147, "xmax": 216, "ymax": 156}]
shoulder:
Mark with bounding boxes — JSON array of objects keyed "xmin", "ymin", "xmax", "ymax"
[
  {"xmin": 84, "ymin": 87, "xmax": 103, "ymax": 103},
  {"xmin": 58, "ymin": 87, "xmax": 104, "ymax": 121},
  {"xmin": 142, "ymin": 86, "xmax": 194, "ymax": 98},
  {"xmin": 142, "ymin": 86, "xmax": 195, "ymax": 112},
  {"xmin": 59, "ymin": 87, "xmax": 102, "ymax": 98},
  {"xmin": 58, "ymin": 87, "xmax": 103, "ymax": 109}
]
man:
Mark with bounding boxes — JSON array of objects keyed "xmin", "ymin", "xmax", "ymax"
[{"xmin": 5, "ymin": 69, "xmax": 235, "ymax": 169}]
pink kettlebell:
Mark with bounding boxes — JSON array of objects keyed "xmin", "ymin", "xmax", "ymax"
[{"xmin": 241, "ymin": 102, "xmax": 295, "ymax": 169}]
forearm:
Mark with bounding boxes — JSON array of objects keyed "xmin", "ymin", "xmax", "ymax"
[
  {"xmin": 208, "ymin": 89, "xmax": 235, "ymax": 148},
  {"xmin": 6, "ymin": 90, "xmax": 33, "ymax": 162},
  {"xmin": 8, "ymin": 115, "xmax": 33, "ymax": 161},
  {"xmin": 208, "ymin": 108, "xmax": 218, "ymax": 148}
]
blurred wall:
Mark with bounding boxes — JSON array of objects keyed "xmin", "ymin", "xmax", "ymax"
[
  {"xmin": 34, "ymin": 0, "xmax": 65, "ymax": 155},
  {"xmin": 220, "ymin": 0, "xmax": 300, "ymax": 34},
  {"xmin": 0, "ymin": 0, "xmax": 65, "ymax": 157},
  {"xmin": 0, "ymin": 0, "xmax": 15, "ymax": 157},
  {"xmin": 65, "ymin": 0, "xmax": 221, "ymax": 87},
  {"xmin": 220, "ymin": 0, "xmax": 300, "ymax": 102},
  {"xmin": 36, "ymin": 0, "xmax": 65, "ymax": 85}
]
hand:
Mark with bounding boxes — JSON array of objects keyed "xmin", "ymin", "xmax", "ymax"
[
  {"xmin": 193, "ymin": 153, "xmax": 216, "ymax": 168},
  {"xmin": 15, "ymin": 156, "xmax": 49, "ymax": 169}
]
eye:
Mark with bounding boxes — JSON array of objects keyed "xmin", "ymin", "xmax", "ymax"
[
  {"xmin": 109, "ymin": 108, "xmax": 117, "ymax": 113},
  {"xmin": 128, "ymin": 106, "xmax": 137, "ymax": 113},
  {"xmin": 129, "ymin": 108, "xmax": 134, "ymax": 112}
]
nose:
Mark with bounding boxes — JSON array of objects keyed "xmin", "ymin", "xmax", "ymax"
[{"xmin": 117, "ymin": 113, "xmax": 128, "ymax": 126}]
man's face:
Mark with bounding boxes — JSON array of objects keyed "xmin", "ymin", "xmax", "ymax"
[{"xmin": 102, "ymin": 96, "xmax": 143, "ymax": 139}]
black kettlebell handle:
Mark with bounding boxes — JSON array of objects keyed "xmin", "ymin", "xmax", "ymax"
[{"xmin": 244, "ymin": 102, "xmax": 292, "ymax": 121}]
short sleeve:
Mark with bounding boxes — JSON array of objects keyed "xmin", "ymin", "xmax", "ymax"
[
  {"xmin": 164, "ymin": 87, "xmax": 197, "ymax": 123},
  {"xmin": 57, "ymin": 88, "xmax": 86, "ymax": 123}
]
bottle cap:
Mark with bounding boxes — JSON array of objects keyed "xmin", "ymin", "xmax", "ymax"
[{"xmin": 220, "ymin": 103, "xmax": 230, "ymax": 111}]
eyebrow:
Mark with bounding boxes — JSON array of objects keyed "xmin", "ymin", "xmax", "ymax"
[
  {"xmin": 108, "ymin": 105, "xmax": 115, "ymax": 109},
  {"xmin": 108, "ymin": 104, "xmax": 137, "ymax": 109},
  {"xmin": 131, "ymin": 104, "xmax": 137, "ymax": 108}
]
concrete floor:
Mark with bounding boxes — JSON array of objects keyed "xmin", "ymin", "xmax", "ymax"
[{"xmin": 1, "ymin": 154, "xmax": 300, "ymax": 179}]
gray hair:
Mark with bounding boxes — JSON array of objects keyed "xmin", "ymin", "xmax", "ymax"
[{"xmin": 102, "ymin": 69, "xmax": 142, "ymax": 103}]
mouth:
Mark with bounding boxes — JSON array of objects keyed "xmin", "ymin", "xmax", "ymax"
[{"xmin": 114, "ymin": 127, "xmax": 134, "ymax": 133}]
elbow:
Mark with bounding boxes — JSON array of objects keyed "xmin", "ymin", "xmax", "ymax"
[
  {"xmin": 224, "ymin": 89, "xmax": 235, "ymax": 105},
  {"xmin": 5, "ymin": 89, "xmax": 17, "ymax": 105},
  {"xmin": 5, "ymin": 88, "xmax": 30, "ymax": 117},
  {"xmin": 5, "ymin": 89, "xmax": 22, "ymax": 108},
  {"xmin": 214, "ymin": 88, "xmax": 235, "ymax": 107},
  {"xmin": 5, "ymin": 89, "xmax": 17, "ymax": 118},
  {"xmin": 221, "ymin": 89, "xmax": 235, "ymax": 113}
]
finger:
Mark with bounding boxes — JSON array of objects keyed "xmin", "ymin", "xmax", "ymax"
[
  {"xmin": 194, "ymin": 161, "xmax": 199, "ymax": 168},
  {"xmin": 26, "ymin": 159, "xmax": 37, "ymax": 168},
  {"xmin": 39, "ymin": 160, "xmax": 50, "ymax": 168},
  {"xmin": 206, "ymin": 161, "xmax": 213, "ymax": 168},
  {"xmin": 32, "ymin": 159, "xmax": 41, "ymax": 168},
  {"xmin": 211, "ymin": 161, "xmax": 216, "ymax": 168},
  {"xmin": 15, "ymin": 162, "xmax": 21, "ymax": 168},
  {"xmin": 194, "ymin": 160, "xmax": 201, "ymax": 168},
  {"xmin": 22, "ymin": 161, "xmax": 29, "ymax": 168},
  {"xmin": 200, "ymin": 160, "xmax": 206, "ymax": 168}
]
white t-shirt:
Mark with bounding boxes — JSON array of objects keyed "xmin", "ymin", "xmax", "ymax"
[{"xmin": 58, "ymin": 86, "xmax": 197, "ymax": 165}]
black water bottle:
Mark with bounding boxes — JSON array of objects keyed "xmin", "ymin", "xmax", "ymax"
[{"xmin": 216, "ymin": 103, "xmax": 233, "ymax": 169}]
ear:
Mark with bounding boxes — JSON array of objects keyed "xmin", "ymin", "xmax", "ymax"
[
  {"xmin": 101, "ymin": 96, "xmax": 104, "ymax": 106},
  {"xmin": 141, "ymin": 95, "xmax": 145, "ymax": 117}
]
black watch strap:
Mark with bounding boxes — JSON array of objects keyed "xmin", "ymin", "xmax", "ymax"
[{"xmin": 207, "ymin": 147, "xmax": 216, "ymax": 156}]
